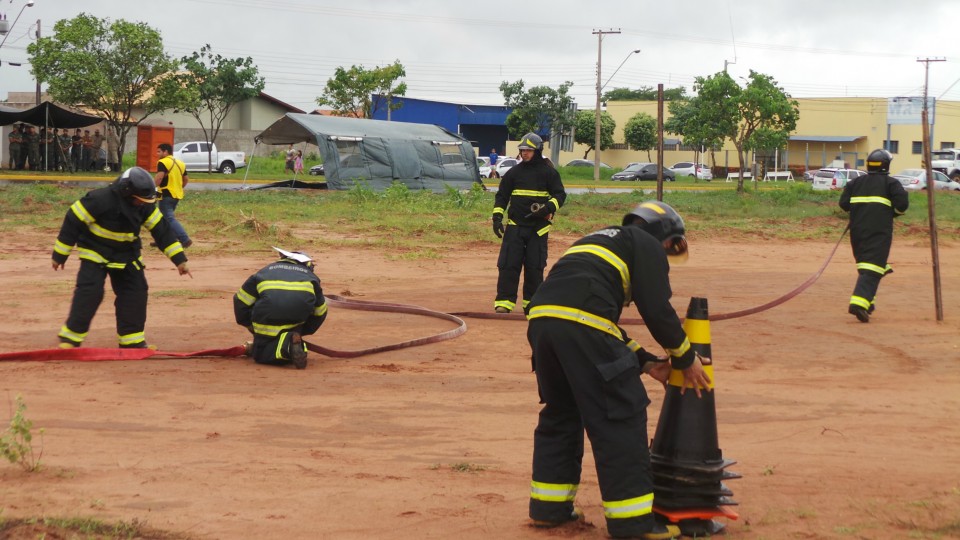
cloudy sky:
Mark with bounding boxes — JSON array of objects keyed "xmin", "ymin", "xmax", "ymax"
[{"xmin": 1, "ymin": 0, "xmax": 958, "ymax": 112}]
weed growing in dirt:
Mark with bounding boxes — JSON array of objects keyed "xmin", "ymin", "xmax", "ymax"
[
  {"xmin": 0, "ymin": 395, "xmax": 43, "ymax": 472},
  {"xmin": 449, "ymin": 462, "xmax": 489, "ymax": 473}
]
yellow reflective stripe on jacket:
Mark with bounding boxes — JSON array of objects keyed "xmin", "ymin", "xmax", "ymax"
[
  {"xmin": 144, "ymin": 208, "xmax": 163, "ymax": 229},
  {"xmin": 666, "ymin": 337, "xmax": 691, "ymax": 358},
  {"xmin": 70, "ymin": 201, "xmax": 95, "ymax": 224},
  {"xmin": 88, "ymin": 223, "xmax": 136, "ymax": 243},
  {"xmin": 236, "ymin": 289, "xmax": 256, "ymax": 306},
  {"xmin": 850, "ymin": 196, "xmax": 891, "ymax": 207},
  {"xmin": 625, "ymin": 339, "xmax": 640, "ymax": 352},
  {"xmin": 527, "ymin": 305, "xmax": 623, "ymax": 340},
  {"xmin": 76, "ymin": 247, "xmax": 109, "ymax": 264},
  {"xmin": 118, "ymin": 332, "xmax": 146, "ymax": 346},
  {"xmin": 54, "ymin": 240, "xmax": 72, "ymax": 256},
  {"xmin": 163, "ymin": 242, "xmax": 185, "ymax": 258},
  {"xmin": 547, "ymin": 197, "xmax": 560, "ymax": 210},
  {"xmin": 563, "ymin": 244, "xmax": 630, "ymax": 297},
  {"xmin": 537, "ymin": 224, "xmax": 551, "ymax": 236},
  {"xmin": 513, "ymin": 189, "xmax": 550, "ymax": 197},
  {"xmin": 255, "ymin": 280, "xmax": 316, "ymax": 294},
  {"xmin": 252, "ymin": 321, "xmax": 300, "ymax": 337},
  {"xmin": 530, "ymin": 480, "xmax": 578, "ymax": 502},
  {"xmin": 603, "ymin": 493, "xmax": 654, "ymax": 519},
  {"xmin": 493, "ymin": 207, "xmax": 504, "ymax": 215},
  {"xmin": 856, "ymin": 262, "xmax": 888, "ymax": 275},
  {"xmin": 315, "ymin": 302, "xmax": 328, "ymax": 317}
]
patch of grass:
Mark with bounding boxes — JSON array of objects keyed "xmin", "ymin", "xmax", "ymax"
[
  {"xmin": 0, "ymin": 395, "xmax": 43, "ymax": 472},
  {"xmin": 448, "ymin": 462, "xmax": 488, "ymax": 473}
]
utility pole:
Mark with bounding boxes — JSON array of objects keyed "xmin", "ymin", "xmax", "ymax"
[
  {"xmin": 592, "ymin": 28, "xmax": 619, "ymax": 181},
  {"xmin": 918, "ymin": 56, "xmax": 945, "ymax": 321},
  {"xmin": 34, "ymin": 18, "xmax": 40, "ymax": 105}
]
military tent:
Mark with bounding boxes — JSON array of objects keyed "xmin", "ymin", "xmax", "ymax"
[
  {"xmin": 0, "ymin": 101, "xmax": 102, "ymax": 128},
  {"xmin": 255, "ymin": 113, "xmax": 482, "ymax": 191}
]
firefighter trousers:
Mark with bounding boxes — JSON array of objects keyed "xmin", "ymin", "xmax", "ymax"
[
  {"xmin": 527, "ymin": 318, "xmax": 658, "ymax": 537},
  {"xmin": 59, "ymin": 259, "xmax": 149, "ymax": 347},
  {"xmin": 249, "ymin": 328, "xmax": 303, "ymax": 366},
  {"xmin": 496, "ymin": 225, "xmax": 548, "ymax": 312}
]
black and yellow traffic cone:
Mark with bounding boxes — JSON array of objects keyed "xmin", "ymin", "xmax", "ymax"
[{"xmin": 651, "ymin": 297, "xmax": 740, "ymax": 536}]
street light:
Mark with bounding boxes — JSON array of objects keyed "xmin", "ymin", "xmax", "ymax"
[
  {"xmin": 602, "ymin": 49, "xmax": 641, "ymax": 92},
  {"xmin": 0, "ymin": 0, "xmax": 35, "ymax": 49},
  {"xmin": 594, "ymin": 45, "xmax": 640, "ymax": 181}
]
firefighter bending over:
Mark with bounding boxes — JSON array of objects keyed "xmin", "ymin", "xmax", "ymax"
[
  {"xmin": 234, "ymin": 247, "xmax": 327, "ymax": 369},
  {"xmin": 491, "ymin": 132, "xmax": 566, "ymax": 314},
  {"xmin": 52, "ymin": 167, "xmax": 191, "ymax": 349},
  {"xmin": 838, "ymin": 148, "xmax": 909, "ymax": 323},
  {"xmin": 525, "ymin": 201, "xmax": 711, "ymax": 539}
]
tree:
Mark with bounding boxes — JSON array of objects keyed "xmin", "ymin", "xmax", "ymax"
[
  {"xmin": 623, "ymin": 112, "xmax": 657, "ymax": 161},
  {"xmin": 172, "ymin": 44, "xmax": 265, "ymax": 172},
  {"xmin": 733, "ymin": 71, "xmax": 799, "ymax": 192},
  {"xmin": 316, "ymin": 60, "xmax": 407, "ymax": 119},
  {"xmin": 28, "ymin": 13, "xmax": 183, "ymax": 163},
  {"xmin": 603, "ymin": 86, "xmax": 687, "ymax": 102},
  {"xmin": 499, "ymin": 80, "xmax": 576, "ymax": 142},
  {"xmin": 665, "ymin": 97, "xmax": 727, "ymax": 178},
  {"xmin": 573, "ymin": 110, "xmax": 616, "ymax": 160}
]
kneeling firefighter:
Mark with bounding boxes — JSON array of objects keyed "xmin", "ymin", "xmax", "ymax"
[
  {"xmin": 234, "ymin": 247, "xmax": 328, "ymax": 369},
  {"xmin": 525, "ymin": 201, "xmax": 711, "ymax": 539}
]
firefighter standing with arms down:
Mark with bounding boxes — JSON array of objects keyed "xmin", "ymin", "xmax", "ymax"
[
  {"xmin": 52, "ymin": 167, "xmax": 191, "ymax": 349},
  {"xmin": 525, "ymin": 201, "xmax": 711, "ymax": 540},
  {"xmin": 838, "ymin": 148, "xmax": 909, "ymax": 322},
  {"xmin": 233, "ymin": 247, "xmax": 328, "ymax": 369},
  {"xmin": 491, "ymin": 133, "xmax": 566, "ymax": 314}
]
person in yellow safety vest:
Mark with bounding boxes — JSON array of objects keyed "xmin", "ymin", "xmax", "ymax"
[
  {"xmin": 52, "ymin": 167, "xmax": 191, "ymax": 349},
  {"xmin": 154, "ymin": 143, "xmax": 192, "ymax": 248},
  {"xmin": 525, "ymin": 201, "xmax": 711, "ymax": 539},
  {"xmin": 838, "ymin": 148, "xmax": 909, "ymax": 322},
  {"xmin": 233, "ymin": 247, "xmax": 328, "ymax": 370}
]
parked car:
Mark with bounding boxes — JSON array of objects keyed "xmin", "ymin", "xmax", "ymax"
[
  {"xmin": 611, "ymin": 162, "xmax": 676, "ymax": 181},
  {"xmin": 811, "ymin": 168, "xmax": 867, "ymax": 191},
  {"xmin": 477, "ymin": 158, "xmax": 492, "ymax": 178},
  {"xmin": 309, "ymin": 163, "xmax": 324, "ymax": 176},
  {"xmin": 802, "ymin": 170, "xmax": 817, "ymax": 182},
  {"xmin": 495, "ymin": 157, "xmax": 518, "ymax": 177},
  {"xmin": 172, "ymin": 141, "xmax": 246, "ymax": 174},
  {"xmin": 565, "ymin": 159, "xmax": 613, "ymax": 169},
  {"xmin": 669, "ymin": 162, "xmax": 712, "ymax": 180},
  {"xmin": 893, "ymin": 169, "xmax": 960, "ymax": 191}
]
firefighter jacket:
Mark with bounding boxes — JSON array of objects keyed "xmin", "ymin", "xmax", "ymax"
[
  {"xmin": 52, "ymin": 184, "xmax": 187, "ymax": 269},
  {"xmin": 157, "ymin": 155, "xmax": 188, "ymax": 200},
  {"xmin": 838, "ymin": 172, "xmax": 909, "ymax": 263},
  {"xmin": 493, "ymin": 156, "xmax": 566, "ymax": 230},
  {"xmin": 233, "ymin": 259, "xmax": 328, "ymax": 338},
  {"xmin": 527, "ymin": 225, "xmax": 694, "ymax": 370}
]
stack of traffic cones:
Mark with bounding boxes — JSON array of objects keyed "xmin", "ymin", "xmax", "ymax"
[{"xmin": 651, "ymin": 297, "xmax": 740, "ymax": 536}]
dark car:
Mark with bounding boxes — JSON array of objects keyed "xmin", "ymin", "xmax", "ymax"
[
  {"xmin": 611, "ymin": 162, "xmax": 676, "ymax": 181},
  {"xmin": 565, "ymin": 159, "xmax": 612, "ymax": 168},
  {"xmin": 309, "ymin": 163, "xmax": 324, "ymax": 176}
]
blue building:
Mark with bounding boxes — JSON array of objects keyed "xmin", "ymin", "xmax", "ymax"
[{"xmin": 370, "ymin": 95, "xmax": 511, "ymax": 157}]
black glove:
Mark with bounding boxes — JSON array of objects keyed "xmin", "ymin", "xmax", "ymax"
[{"xmin": 492, "ymin": 217, "xmax": 504, "ymax": 239}]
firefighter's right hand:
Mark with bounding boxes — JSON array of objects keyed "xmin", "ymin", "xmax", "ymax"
[
  {"xmin": 492, "ymin": 217, "xmax": 504, "ymax": 239},
  {"xmin": 177, "ymin": 262, "xmax": 193, "ymax": 278},
  {"xmin": 52, "ymin": 260, "xmax": 64, "ymax": 271},
  {"xmin": 680, "ymin": 356, "xmax": 713, "ymax": 398}
]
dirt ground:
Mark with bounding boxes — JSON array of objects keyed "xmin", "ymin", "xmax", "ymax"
[{"xmin": 1, "ymin": 229, "xmax": 958, "ymax": 540}]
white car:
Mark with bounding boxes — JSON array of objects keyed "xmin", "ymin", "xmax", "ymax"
[
  {"xmin": 811, "ymin": 168, "xmax": 867, "ymax": 191},
  {"xmin": 477, "ymin": 158, "xmax": 492, "ymax": 178},
  {"xmin": 494, "ymin": 157, "xmax": 519, "ymax": 177},
  {"xmin": 893, "ymin": 169, "xmax": 960, "ymax": 191},
  {"xmin": 669, "ymin": 161, "xmax": 713, "ymax": 180}
]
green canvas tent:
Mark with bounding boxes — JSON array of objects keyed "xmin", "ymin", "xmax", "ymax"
[{"xmin": 255, "ymin": 113, "xmax": 482, "ymax": 191}]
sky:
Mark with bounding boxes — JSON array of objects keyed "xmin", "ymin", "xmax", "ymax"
[{"xmin": 1, "ymin": 0, "xmax": 958, "ymax": 113}]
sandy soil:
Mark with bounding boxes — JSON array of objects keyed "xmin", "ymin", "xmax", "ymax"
[{"xmin": 0, "ymin": 230, "xmax": 958, "ymax": 539}]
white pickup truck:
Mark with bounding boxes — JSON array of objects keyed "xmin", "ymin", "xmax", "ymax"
[
  {"xmin": 931, "ymin": 148, "xmax": 960, "ymax": 182},
  {"xmin": 173, "ymin": 141, "xmax": 246, "ymax": 174}
]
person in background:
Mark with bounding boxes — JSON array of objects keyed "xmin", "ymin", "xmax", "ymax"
[
  {"xmin": 285, "ymin": 144, "xmax": 296, "ymax": 174},
  {"xmin": 52, "ymin": 167, "xmax": 191, "ymax": 349},
  {"xmin": 489, "ymin": 147, "xmax": 500, "ymax": 179},
  {"xmin": 525, "ymin": 201, "xmax": 710, "ymax": 540},
  {"xmin": 838, "ymin": 148, "xmax": 909, "ymax": 322},
  {"xmin": 106, "ymin": 128, "xmax": 120, "ymax": 172},
  {"xmin": 294, "ymin": 150, "xmax": 304, "ymax": 175},
  {"xmin": 154, "ymin": 143, "xmax": 192, "ymax": 249},
  {"xmin": 234, "ymin": 247, "xmax": 328, "ymax": 370},
  {"xmin": 7, "ymin": 124, "xmax": 22, "ymax": 170}
]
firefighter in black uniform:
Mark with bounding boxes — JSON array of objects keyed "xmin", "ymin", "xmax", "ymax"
[
  {"xmin": 492, "ymin": 132, "xmax": 566, "ymax": 314},
  {"xmin": 839, "ymin": 148, "xmax": 909, "ymax": 323},
  {"xmin": 52, "ymin": 167, "xmax": 192, "ymax": 349},
  {"xmin": 233, "ymin": 247, "xmax": 328, "ymax": 369},
  {"xmin": 525, "ymin": 201, "xmax": 711, "ymax": 540}
]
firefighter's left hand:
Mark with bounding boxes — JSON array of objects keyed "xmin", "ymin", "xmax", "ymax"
[
  {"xmin": 645, "ymin": 361, "xmax": 671, "ymax": 386},
  {"xmin": 680, "ymin": 355, "xmax": 713, "ymax": 398},
  {"xmin": 177, "ymin": 262, "xmax": 192, "ymax": 278},
  {"xmin": 52, "ymin": 260, "xmax": 64, "ymax": 271}
]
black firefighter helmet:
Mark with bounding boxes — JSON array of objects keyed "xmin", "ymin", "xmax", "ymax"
[
  {"xmin": 866, "ymin": 148, "xmax": 892, "ymax": 173},
  {"xmin": 622, "ymin": 201, "xmax": 689, "ymax": 260},
  {"xmin": 115, "ymin": 167, "xmax": 158, "ymax": 203}
]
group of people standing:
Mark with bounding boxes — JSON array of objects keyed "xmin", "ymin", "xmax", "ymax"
[{"xmin": 7, "ymin": 123, "xmax": 119, "ymax": 172}]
